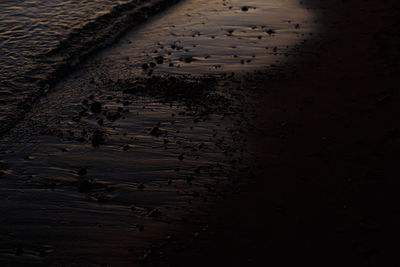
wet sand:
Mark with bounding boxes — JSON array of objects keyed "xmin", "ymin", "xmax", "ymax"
[
  {"xmin": 0, "ymin": 0, "xmax": 398, "ymax": 265},
  {"xmin": 144, "ymin": 0, "xmax": 400, "ymax": 266},
  {"xmin": 0, "ymin": 0, "xmax": 316, "ymax": 265}
]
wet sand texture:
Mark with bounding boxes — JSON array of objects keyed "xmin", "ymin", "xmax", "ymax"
[
  {"xmin": 3, "ymin": 0, "xmax": 399, "ymax": 265},
  {"xmin": 141, "ymin": 0, "xmax": 400, "ymax": 266}
]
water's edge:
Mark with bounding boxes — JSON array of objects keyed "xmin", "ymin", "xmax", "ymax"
[{"xmin": 0, "ymin": 0, "xmax": 180, "ymax": 138}]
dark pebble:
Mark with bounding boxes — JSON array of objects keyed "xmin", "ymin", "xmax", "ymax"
[
  {"xmin": 267, "ymin": 29, "xmax": 276, "ymax": 35},
  {"xmin": 241, "ymin": 6, "xmax": 248, "ymax": 11},
  {"xmin": 148, "ymin": 209, "xmax": 162, "ymax": 217},
  {"xmin": 77, "ymin": 167, "xmax": 87, "ymax": 176},
  {"xmin": 91, "ymin": 130, "xmax": 105, "ymax": 147},
  {"xmin": 106, "ymin": 111, "xmax": 121, "ymax": 122},
  {"xmin": 137, "ymin": 183, "xmax": 145, "ymax": 190},
  {"xmin": 15, "ymin": 248, "xmax": 24, "ymax": 256},
  {"xmin": 90, "ymin": 102, "xmax": 102, "ymax": 113},
  {"xmin": 78, "ymin": 180, "xmax": 93, "ymax": 192},
  {"xmin": 150, "ymin": 126, "xmax": 162, "ymax": 136}
]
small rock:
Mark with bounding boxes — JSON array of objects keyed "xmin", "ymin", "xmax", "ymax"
[
  {"xmin": 90, "ymin": 102, "xmax": 102, "ymax": 113},
  {"xmin": 148, "ymin": 209, "xmax": 162, "ymax": 217},
  {"xmin": 137, "ymin": 183, "xmax": 145, "ymax": 190},
  {"xmin": 142, "ymin": 63, "xmax": 149, "ymax": 70},
  {"xmin": 77, "ymin": 167, "xmax": 87, "ymax": 176},
  {"xmin": 91, "ymin": 130, "xmax": 105, "ymax": 147},
  {"xmin": 150, "ymin": 126, "xmax": 164, "ymax": 137},
  {"xmin": 78, "ymin": 179, "xmax": 93, "ymax": 192},
  {"xmin": 96, "ymin": 193, "xmax": 111, "ymax": 203},
  {"xmin": 178, "ymin": 154, "xmax": 184, "ymax": 161},
  {"xmin": 106, "ymin": 111, "xmax": 121, "ymax": 122},
  {"xmin": 106, "ymin": 185, "xmax": 116, "ymax": 192},
  {"xmin": 123, "ymin": 145, "xmax": 130, "ymax": 151},
  {"xmin": 241, "ymin": 6, "xmax": 249, "ymax": 11},
  {"xmin": 266, "ymin": 29, "xmax": 275, "ymax": 35},
  {"xmin": 15, "ymin": 248, "xmax": 24, "ymax": 256}
]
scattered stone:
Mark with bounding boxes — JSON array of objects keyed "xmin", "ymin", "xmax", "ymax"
[
  {"xmin": 178, "ymin": 154, "xmax": 184, "ymax": 161},
  {"xmin": 15, "ymin": 248, "xmax": 24, "ymax": 256},
  {"xmin": 267, "ymin": 29, "xmax": 276, "ymax": 35},
  {"xmin": 156, "ymin": 56, "xmax": 164, "ymax": 64},
  {"xmin": 241, "ymin": 6, "xmax": 249, "ymax": 11},
  {"xmin": 106, "ymin": 185, "xmax": 116, "ymax": 192},
  {"xmin": 96, "ymin": 193, "xmax": 111, "ymax": 203},
  {"xmin": 78, "ymin": 179, "xmax": 93, "ymax": 192},
  {"xmin": 123, "ymin": 144, "xmax": 130, "ymax": 151},
  {"xmin": 137, "ymin": 183, "xmax": 145, "ymax": 190},
  {"xmin": 72, "ymin": 116, "xmax": 81, "ymax": 122},
  {"xmin": 148, "ymin": 209, "xmax": 162, "ymax": 217},
  {"xmin": 142, "ymin": 63, "xmax": 149, "ymax": 70},
  {"xmin": 77, "ymin": 167, "xmax": 87, "ymax": 176},
  {"xmin": 150, "ymin": 126, "xmax": 166, "ymax": 137},
  {"xmin": 91, "ymin": 130, "xmax": 105, "ymax": 147},
  {"xmin": 90, "ymin": 102, "xmax": 102, "ymax": 113},
  {"xmin": 106, "ymin": 111, "xmax": 121, "ymax": 122},
  {"xmin": 97, "ymin": 118, "xmax": 104, "ymax": 126}
]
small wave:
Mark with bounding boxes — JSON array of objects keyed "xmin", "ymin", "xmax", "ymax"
[{"xmin": 0, "ymin": 0, "xmax": 181, "ymax": 137}]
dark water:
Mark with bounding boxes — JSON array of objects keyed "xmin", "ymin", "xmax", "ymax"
[{"xmin": 0, "ymin": 0, "xmax": 177, "ymax": 135}]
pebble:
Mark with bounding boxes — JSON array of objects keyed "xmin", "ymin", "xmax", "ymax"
[
  {"xmin": 91, "ymin": 130, "xmax": 105, "ymax": 147},
  {"xmin": 78, "ymin": 179, "xmax": 93, "ymax": 192},
  {"xmin": 267, "ymin": 29, "xmax": 276, "ymax": 35},
  {"xmin": 77, "ymin": 167, "xmax": 87, "ymax": 176},
  {"xmin": 90, "ymin": 102, "xmax": 102, "ymax": 113}
]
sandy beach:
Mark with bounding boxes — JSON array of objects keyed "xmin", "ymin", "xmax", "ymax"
[
  {"xmin": 0, "ymin": 0, "xmax": 399, "ymax": 265},
  {"xmin": 143, "ymin": 0, "xmax": 400, "ymax": 266}
]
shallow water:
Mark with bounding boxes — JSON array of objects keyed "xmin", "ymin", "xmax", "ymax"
[{"xmin": 0, "ymin": 0, "xmax": 132, "ymax": 82}]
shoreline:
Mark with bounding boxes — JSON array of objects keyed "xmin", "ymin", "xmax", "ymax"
[{"xmin": 0, "ymin": 0, "xmax": 398, "ymax": 265}]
